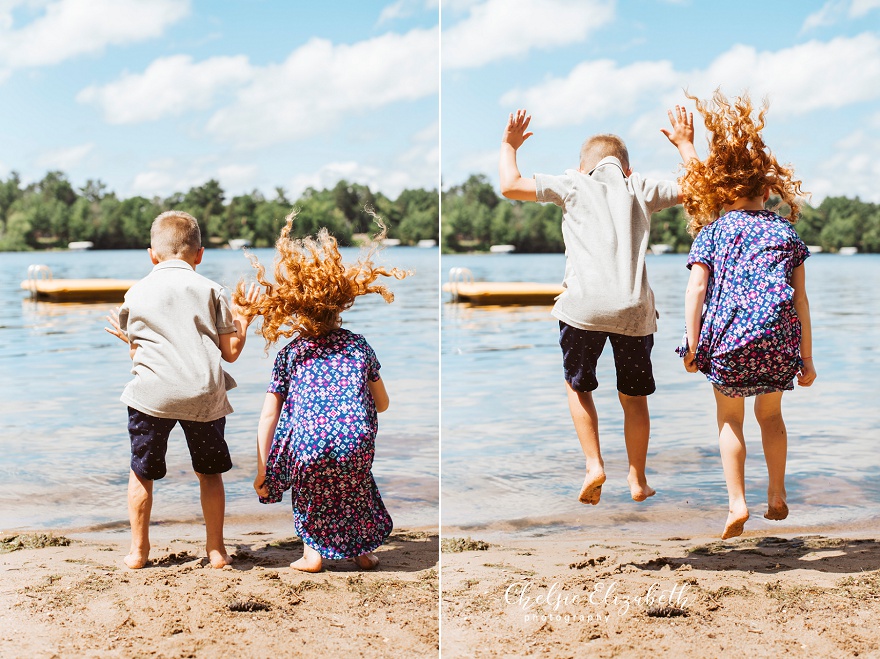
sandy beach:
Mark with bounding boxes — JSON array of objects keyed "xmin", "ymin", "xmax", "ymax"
[
  {"xmin": 442, "ymin": 525, "xmax": 880, "ymax": 657},
  {"xmin": 0, "ymin": 515, "xmax": 438, "ymax": 658}
]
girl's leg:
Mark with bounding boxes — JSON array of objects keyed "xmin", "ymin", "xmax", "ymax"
[
  {"xmin": 565, "ymin": 382, "xmax": 606, "ymax": 505},
  {"xmin": 754, "ymin": 392, "xmax": 788, "ymax": 520},
  {"xmin": 353, "ymin": 552, "xmax": 380, "ymax": 569},
  {"xmin": 713, "ymin": 388, "xmax": 749, "ymax": 539},
  {"xmin": 291, "ymin": 542, "xmax": 323, "ymax": 572}
]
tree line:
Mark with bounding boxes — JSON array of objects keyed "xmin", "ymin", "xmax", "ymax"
[
  {"xmin": 442, "ymin": 174, "xmax": 880, "ymax": 254},
  {"xmin": 0, "ymin": 171, "xmax": 439, "ymax": 251}
]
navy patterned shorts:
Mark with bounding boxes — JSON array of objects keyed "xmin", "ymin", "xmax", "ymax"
[
  {"xmin": 127, "ymin": 407, "xmax": 232, "ymax": 480},
  {"xmin": 559, "ymin": 322, "xmax": 655, "ymax": 396}
]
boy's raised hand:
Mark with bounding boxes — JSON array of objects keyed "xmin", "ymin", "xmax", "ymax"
[{"xmin": 503, "ymin": 109, "xmax": 533, "ymax": 150}]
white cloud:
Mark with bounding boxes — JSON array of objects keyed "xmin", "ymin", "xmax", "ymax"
[
  {"xmin": 0, "ymin": 0, "xmax": 188, "ymax": 76},
  {"xmin": 288, "ymin": 161, "xmax": 381, "ymax": 200},
  {"xmin": 77, "ymin": 54, "xmax": 253, "ymax": 124},
  {"xmin": 687, "ymin": 34, "xmax": 880, "ymax": 116},
  {"xmin": 810, "ymin": 124, "xmax": 880, "ymax": 203},
  {"xmin": 378, "ymin": 0, "xmax": 410, "ymax": 24},
  {"xmin": 206, "ymin": 28, "xmax": 438, "ymax": 148},
  {"xmin": 217, "ymin": 164, "xmax": 259, "ymax": 191},
  {"xmin": 802, "ymin": 0, "xmax": 880, "ymax": 31},
  {"xmin": 500, "ymin": 59, "xmax": 676, "ymax": 126},
  {"xmin": 35, "ymin": 142, "xmax": 93, "ymax": 170},
  {"xmin": 442, "ymin": 0, "xmax": 614, "ymax": 70}
]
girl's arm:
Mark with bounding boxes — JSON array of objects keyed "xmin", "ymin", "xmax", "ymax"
[
  {"xmin": 368, "ymin": 377, "xmax": 390, "ymax": 413},
  {"xmin": 684, "ymin": 263, "xmax": 710, "ymax": 372},
  {"xmin": 791, "ymin": 264, "xmax": 817, "ymax": 387},
  {"xmin": 254, "ymin": 392, "xmax": 284, "ymax": 496}
]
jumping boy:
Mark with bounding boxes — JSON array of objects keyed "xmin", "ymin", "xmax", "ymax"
[
  {"xmin": 499, "ymin": 108, "xmax": 696, "ymax": 505},
  {"xmin": 105, "ymin": 210, "xmax": 259, "ymax": 568}
]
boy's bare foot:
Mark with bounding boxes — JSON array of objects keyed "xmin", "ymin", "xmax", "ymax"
[
  {"xmin": 291, "ymin": 544, "xmax": 323, "ymax": 572},
  {"xmin": 721, "ymin": 506, "xmax": 750, "ymax": 540},
  {"xmin": 578, "ymin": 471, "xmax": 606, "ymax": 505},
  {"xmin": 765, "ymin": 496, "xmax": 789, "ymax": 521},
  {"xmin": 208, "ymin": 547, "xmax": 233, "ymax": 569},
  {"xmin": 629, "ymin": 482, "xmax": 656, "ymax": 502},
  {"xmin": 124, "ymin": 550, "xmax": 150, "ymax": 569},
  {"xmin": 352, "ymin": 552, "xmax": 379, "ymax": 570}
]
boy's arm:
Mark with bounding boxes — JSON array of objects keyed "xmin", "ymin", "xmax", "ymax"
[
  {"xmin": 254, "ymin": 392, "xmax": 283, "ymax": 497},
  {"xmin": 104, "ymin": 307, "xmax": 138, "ymax": 360},
  {"xmin": 219, "ymin": 283, "xmax": 260, "ymax": 363},
  {"xmin": 368, "ymin": 377, "xmax": 389, "ymax": 413},
  {"xmin": 791, "ymin": 264, "xmax": 816, "ymax": 386},
  {"xmin": 683, "ymin": 263, "xmax": 709, "ymax": 373},
  {"xmin": 499, "ymin": 109, "xmax": 537, "ymax": 201},
  {"xmin": 660, "ymin": 105, "xmax": 698, "ymax": 202}
]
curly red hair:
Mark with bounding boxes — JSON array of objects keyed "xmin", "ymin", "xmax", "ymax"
[
  {"xmin": 680, "ymin": 90, "xmax": 807, "ymax": 236},
  {"xmin": 233, "ymin": 210, "xmax": 410, "ymax": 348}
]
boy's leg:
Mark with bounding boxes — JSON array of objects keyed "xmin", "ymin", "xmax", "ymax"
[
  {"xmin": 565, "ymin": 382, "xmax": 606, "ymax": 504},
  {"xmin": 713, "ymin": 388, "xmax": 749, "ymax": 539},
  {"xmin": 126, "ymin": 407, "xmax": 174, "ymax": 569},
  {"xmin": 126, "ymin": 469, "xmax": 153, "ymax": 569},
  {"xmin": 558, "ymin": 323, "xmax": 607, "ymax": 505},
  {"xmin": 609, "ymin": 334, "xmax": 656, "ymax": 501},
  {"xmin": 754, "ymin": 392, "xmax": 788, "ymax": 520},
  {"xmin": 196, "ymin": 472, "xmax": 232, "ymax": 568},
  {"xmin": 181, "ymin": 417, "xmax": 233, "ymax": 568},
  {"xmin": 618, "ymin": 393, "xmax": 655, "ymax": 501}
]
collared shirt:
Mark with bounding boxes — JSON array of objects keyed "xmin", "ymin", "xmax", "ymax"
[
  {"xmin": 535, "ymin": 157, "xmax": 679, "ymax": 336},
  {"xmin": 118, "ymin": 259, "xmax": 237, "ymax": 422}
]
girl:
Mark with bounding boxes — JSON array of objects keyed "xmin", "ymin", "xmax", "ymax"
[
  {"xmin": 235, "ymin": 212, "xmax": 409, "ymax": 571},
  {"xmin": 666, "ymin": 92, "xmax": 817, "ymax": 540}
]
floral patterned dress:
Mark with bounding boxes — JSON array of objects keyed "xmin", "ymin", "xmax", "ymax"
[
  {"xmin": 260, "ymin": 328, "xmax": 393, "ymax": 559},
  {"xmin": 677, "ymin": 210, "xmax": 810, "ymax": 397}
]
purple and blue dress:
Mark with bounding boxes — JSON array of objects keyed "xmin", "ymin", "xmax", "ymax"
[
  {"xmin": 260, "ymin": 328, "xmax": 393, "ymax": 559},
  {"xmin": 678, "ymin": 209, "xmax": 810, "ymax": 398}
]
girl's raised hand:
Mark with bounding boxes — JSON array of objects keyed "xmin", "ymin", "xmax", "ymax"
[
  {"xmin": 661, "ymin": 105, "xmax": 694, "ymax": 147},
  {"xmin": 503, "ymin": 109, "xmax": 534, "ymax": 150}
]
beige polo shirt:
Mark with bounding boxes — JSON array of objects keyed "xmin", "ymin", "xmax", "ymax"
[
  {"xmin": 535, "ymin": 157, "xmax": 679, "ymax": 336},
  {"xmin": 118, "ymin": 260, "xmax": 237, "ymax": 422}
]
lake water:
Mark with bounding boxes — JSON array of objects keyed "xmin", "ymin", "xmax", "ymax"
[
  {"xmin": 441, "ymin": 253, "xmax": 880, "ymax": 539},
  {"xmin": 0, "ymin": 247, "xmax": 438, "ymax": 532}
]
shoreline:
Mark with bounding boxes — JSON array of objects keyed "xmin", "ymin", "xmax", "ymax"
[{"xmin": 1, "ymin": 518, "xmax": 439, "ymax": 658}]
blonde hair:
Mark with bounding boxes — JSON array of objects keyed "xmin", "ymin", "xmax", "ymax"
[
  {"xmin": 680, "ymin": 90, "xmax": 807, "ymax": 236},
  {"xmin": 150, "ymin": 211, "xmax": 201, "ymax": 259},
  {"xmin": 580, "ymin": 134, "xmax": 629, "ymax": 172},
  {"xmin": 233, "ymin": 210, "xmax": 411, "ymax": 348}
]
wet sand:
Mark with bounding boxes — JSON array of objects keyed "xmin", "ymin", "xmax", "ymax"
[
  {"xmin": 0, "ymin": 514, "xmax": 438, "ymax": 658},
  {"xmin": 441, "ymin": 523, "xmax": 880, "ymax": 657}
]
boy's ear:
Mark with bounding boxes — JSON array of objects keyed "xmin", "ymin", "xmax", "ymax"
[
  {"xmin": 148, "ymin": 247, "xmax": 160, "ymax": 265},
  {"xmin": 193, "ymin": 247, "xmax": 205, "ymax": 265}
]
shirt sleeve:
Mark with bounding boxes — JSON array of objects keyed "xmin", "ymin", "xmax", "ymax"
[
  {"xmin": 641, "ymin": 178, "xmax": 680, "ymax": 214},
  {"xmin": 267, "ymin": 347, "xmax": 291, "ymax": 396},
  {"xmin": 363, "ymin": 339, "xmax": 382, "ymax": 382},
  {"xmin": 534, "ymin": 172, "xmax": 574, "ymax": 208},
  {"xmin": 687, "ymin": 226, "xmax": 714, "ymax": 270},
  {"xmin": 215, "ymin": 288, "xmax": 236, "ymax": 335},
  {"xmin": 791, "ymin": 235, "xmax": 811, "ymax": 268}
]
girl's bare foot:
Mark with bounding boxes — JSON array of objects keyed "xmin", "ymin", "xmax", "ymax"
[
  {"xmin": 352, "ymin": 552, "xmax": 379, "ymax": 570},
  {"xmin": 628, "ymin": 476, "xmax": 656, "ymax": 502},
  {"xmin": 208, "ymin": 547, "xmax": 233, "ymax": 569},
  {"xmin": 578, "ymin": 471, "xmax": 606, "ymax": 505},
  {"xmin": 721, "ymin": 506, "xmax": 750, "ymax": 539},
  {"xmin": 765, "ymin": 492, "xmax": 789, "ymax": 520},
  {"xmin": 124, "ymin": 549, "xmax": 150, "ymax": 569},
  {"xmin": 291, "ymin": 544, "xmax": 322, "ymax": 572}
]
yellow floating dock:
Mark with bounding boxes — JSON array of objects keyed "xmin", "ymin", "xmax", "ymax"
[
  {"xmin": 444, "ymin": 267, "xmax": 562, "ymax": 305},
  {"xmin": 22, "ymin": 265, "xmax": 137, "ymax": 302}
]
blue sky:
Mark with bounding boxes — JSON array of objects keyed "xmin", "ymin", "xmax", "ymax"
[
  {"xmin": 441, "ymin": 0, "xmax": 880, "ymax": 204},
  {"xmin": 0, "ymin": 0, "xmax": 439, "ymax": 201}
]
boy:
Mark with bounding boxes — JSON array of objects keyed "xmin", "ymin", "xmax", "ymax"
[
  {"xmin": 105, "ymin": 210, "xmax": 258, "ymax": 568},
  {"xmin": 499, "ymin": 108, "xmax": 696, "ymax": 505}
]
